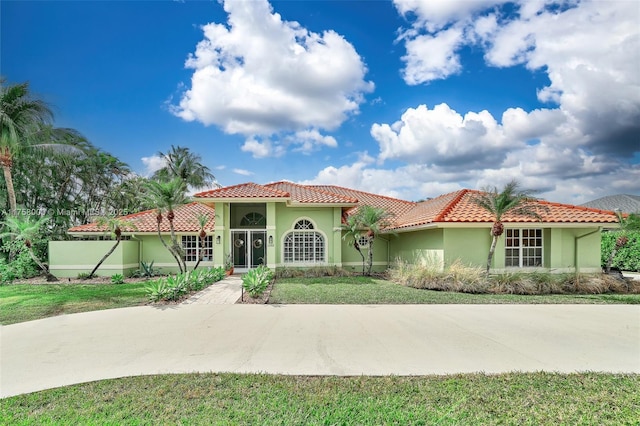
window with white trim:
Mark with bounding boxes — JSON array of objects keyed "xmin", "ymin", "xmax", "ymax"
[
  {"xmin": 505, "ymin": 229, "xmax": 543, "ymax": 267},
  {"xmin": 357, "ymin": 235, "xmax": 369, "ymax": 249},
  {"xmin": 283, "ymin": 220, "xmax": 325, "ymax": 263},
  {"xmin": 181, "ymin": 235, "xmax": 213, "ymax": 262}
]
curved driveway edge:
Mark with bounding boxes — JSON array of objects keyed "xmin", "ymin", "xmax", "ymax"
[{"xmin": 1, "ymin": 304, "xmax": 639, "ymax": 398}]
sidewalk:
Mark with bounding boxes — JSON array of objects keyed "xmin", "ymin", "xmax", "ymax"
[{"xmin": 182, "ymin": 274, "xmax": 243, "ymax": 305}]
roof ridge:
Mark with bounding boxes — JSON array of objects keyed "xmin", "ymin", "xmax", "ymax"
[
  {"xmin": 194, "ymin": 182, "xmax": 290, "ymax": 198},
  {"xmin": 433, "ymin": 189, "xmax": 472, "ymax": 222},
  {"xmin": 311, "ymin": 184, "xmax": 416, "ymax": 205},
  {"xmin": 267, "ymin": 181, "xmax": 359, "ymax": 203}
]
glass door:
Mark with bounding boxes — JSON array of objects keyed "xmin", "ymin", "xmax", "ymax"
[
  {"xmin": 231, "ymin": 230, "xmax": 267, "ymax": 270},
  {"xmin": 250, "ymin": 231, "xmax": 266, "ymax": 267},
  {"xmin": 231, "ymin": 230, "xmax": 248, "ymax": 269}
]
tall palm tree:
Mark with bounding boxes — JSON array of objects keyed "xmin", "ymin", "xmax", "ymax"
[
  {"xmin": 605, "ymin": 211, "xmax": 640, "ymax": 273},
  {"xmin": 1, "ymin": 79, "xmax": 53, "ymax": 214},
  {"xmin": 1, "ymin": 79, "xmax": 87, "ymax": 214},
  {"xmin": 142, "ymin": 178, "xmax": 187, "ymax": 273},
  {"xmin": 341, "ymin": 214, "xmax": 366, "ymax": 275},
  {"xmin": 470, "ymin": 180, "xmax": 545, "ymax": 274},
  {"xmin": 86, "ymin": 217, "xmax": 136, "ymax": 279},
  {"xmin": 0, "ymin": 214, "xmax": 56, "ymax": 281},
  {"xmin": 152, "ymin": 145, "xmax": 217, "ymax": 190},
  {"xmin": 353, "ymin": 205, "xmax": 393, "ymax": 276}
]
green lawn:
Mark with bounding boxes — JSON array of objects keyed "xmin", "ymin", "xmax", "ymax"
[
  {"xmin": 269, "ymin": 276, "xmax": 640, "ymax": 304},
  {"xmin": 1, "ymin": 372, "xmax": 637, "ymax": 424},
  {"xmin": 0, "ymin": 282, "xmax": 148, "ymax": 325}
]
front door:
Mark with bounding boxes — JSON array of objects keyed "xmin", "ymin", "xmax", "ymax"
[{"xmin": 231, "ymin": 230, "xmax": 266, "ymax": 271}]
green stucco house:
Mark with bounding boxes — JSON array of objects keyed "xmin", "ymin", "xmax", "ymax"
[{"xmin": 49, "ymin": 181, "xmax": 619, "ymax": 277}]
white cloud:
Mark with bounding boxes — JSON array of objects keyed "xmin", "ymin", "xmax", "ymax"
[
  {"xmin": 401, "ymin": 26, "xmax": 465, "ymax": 83},
  {"xmin": 393, "ymin": 0, "xmax": 508, "ymax": 33},
  {"xmin": 140, "ymin": 155, "xmax": 166, "ymax": 177},
  {"xmin": 172, "ymin": 0, "xmax": 373, "ymax": 141},
  {"xmin": 240, "ymin": 137, "xmax": 286, "ymax": 159},
  {"xmin": 394, "ymin": 0, "xmax": 640, "ymax": 159},
  {"xmin": 371, "ymin": 103, "xmax": 512, "ymax": 166},
  {"xmin": 240, "ymin": 129, "xmax": 337, "ymax": 158},
  {"xmin": 233, "ymin": 168, "xmax": 253, "ymax": 176},
  {"xmin": 365, "ymin": 0, "xmax": 640, "ymax": 203}
]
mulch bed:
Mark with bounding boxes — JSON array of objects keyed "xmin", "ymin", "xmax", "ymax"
[
  {"xmin": 13, "ymin": 276, "xmax": 153, "ymax": 285},
  {"xmin": 236, "ymin": 280, "xmax": 274, "ymax": 304}
]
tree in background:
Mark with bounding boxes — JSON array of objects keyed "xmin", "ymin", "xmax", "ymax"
[
  {"xmin": 605, "ymin": 211, "xmax": 640, "ymax": 273},
  {"xmin": 470, "ymin": 180, "xmax": 545, "ymax": 274},
  {"xmin": 153, "ymin": 145, "xmax": 218, "ymax": 191},
  {"xmin": 1, "ymin": 79, "xmax": 86, "ymax": 215}
]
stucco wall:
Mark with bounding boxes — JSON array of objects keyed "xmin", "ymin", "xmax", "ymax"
[
  {"xmin": 49, "ymin": 240, "xmax": 139, "ymax": 278},
  {"xmin": 390, "ymin": 229, "xmax": 444, "ymax": 271},
  {"xmin": 341, "ymin": 234, "xmax": 391, "ymax": 274}
]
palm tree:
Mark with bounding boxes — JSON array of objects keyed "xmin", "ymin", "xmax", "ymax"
[
  {"xmin": 470, "ymin": 180, "xmax": 545, "ymax": 274},
  {"xmin": 353, "ymin": 205, "xmax": 394, "ymax": 276},
  {"xmin": 605, "ymin": 211, "xmax": 640, "ymax": 273},
  {"xmin": 193, "ymin": 212, "xmax": 211, "ymax": 271},
  {"xmin": 1, "ymin": 79, "xmax": 88, "ymax": 214},
  {"xmin": 86, "ymin": 217, "xmax": 136, "ymax": 279},
  {"xmin": 152, "ymin": 145, "xmax": 217, "ymax": 190},
  {"xmin": 341, "ymin": 214, "xmax": 366, "ymax": 275},
  {"xmin": 142, "ymin": 178, "xmax": 188, "ymax": 273},
  {"xmin": 1, "ymin": 79, "xmax": 53, "ymax": 214},
  {"xmin": 0, "ymin": 214, "xmax": 56, "ymax": 281}
]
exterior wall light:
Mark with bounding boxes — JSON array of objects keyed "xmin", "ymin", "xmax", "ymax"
[
  {"xmin": 268, "ymin": 235, "xmax": 274, "ymax": 246},
  {"xmin": 216, "ymin": 235, "xmax": 221, "ymax": 245}
]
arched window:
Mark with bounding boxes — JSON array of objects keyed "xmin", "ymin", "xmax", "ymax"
[
  {"xmin": 283, "ymin": 219, "xmax": 325, "ymax": 263},
  {"xmin": 240, "ymin": 212, "xmax": 266, "ymax": 227}
]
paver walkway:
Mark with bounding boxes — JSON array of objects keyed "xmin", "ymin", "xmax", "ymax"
[
  {"xmin": 182, "ymin": 274, "xmax": 243, "ymax": 305},
  {"xmin": 1, "ymin": 304, "xmax": 638, "ymax": 398}
]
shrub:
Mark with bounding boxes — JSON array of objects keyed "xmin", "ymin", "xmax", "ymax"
[
  {"xmin": 76, "ymin": 272, "xmax": 90, "ymax": 280},
  {"xmin": 111, "ymin": 273, "xmax": 125, "ymax": 284},
  {"xmin": 145, "ymin": 266, "xmax": 226, "ymax": 302},
  {"xmin": 242, "ymin": 265, "xmax": 273, "ymax": 298},
  {"xmin": 602, "ymin": 231, "xmax": 640, "ymax": 272},
  {"xmin": 275, "ymin": 266, "xmax": 349, "ymax": 279},
  {"xmin": 389, "ymin": 261, "xmax": 639, "ymax": 295},
  {"xmin": 132, "ymin": 260, "xmax": 162, "ymax": 278}
]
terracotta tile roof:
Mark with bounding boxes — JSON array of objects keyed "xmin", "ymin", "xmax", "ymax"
[
  {"xmin": 393, "ymin": 190, "xmax": 467, "ymax": 229},
  {"xmin": 68, "ymin": 202, "xmax": 216, "ymax": 234},
  {"xmin": 310, "ymin": 185, "xmax": 417, "ymax": 222},
  {"xmin": 393, "ymin": 189, "xmax": 619, "ymax": 230},
  {"xmin": 194, "ymin": 182, "xmax": 290, "ymax": 199},
  {"xmin": 266, "ymin": 181, "xmax": 358, "ymax": 204}
]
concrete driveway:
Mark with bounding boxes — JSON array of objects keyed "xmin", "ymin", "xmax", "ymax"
[{"xmin": 1, "ymin": 304, "xmax": 639, "ymax": 398}]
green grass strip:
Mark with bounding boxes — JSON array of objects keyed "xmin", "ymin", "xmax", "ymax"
[
  {"xmin": 269, "ymin": 276, "xmax": 640, "ymax": 305},
  {"xmin": 0, "ymin": 283, "xmax": 148, "ymax": 325},
  {"xmin": 1, "ymin": 373, "xmax": 638, "ymax": 425}
]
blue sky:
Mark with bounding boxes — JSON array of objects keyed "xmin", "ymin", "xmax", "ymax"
[{"xmin": 2, "ymin": 0, "xmax": 639, "ymax": 204}]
